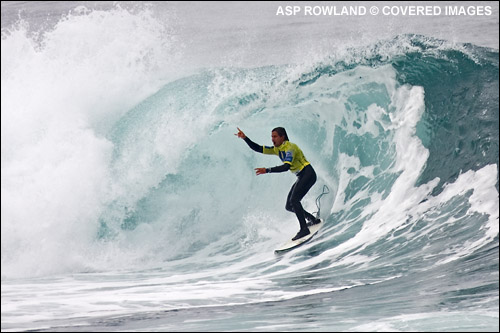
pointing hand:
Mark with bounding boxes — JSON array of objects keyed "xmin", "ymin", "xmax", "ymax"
[{"xmin": 235, "ymin": 127, "xmax": 246, "ymax": 139}]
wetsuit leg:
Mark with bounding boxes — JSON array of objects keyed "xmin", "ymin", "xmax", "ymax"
[
  {"xmin": 285, "ymin": 184, "xmax": 316, "ymax": 221},
  {"xmin": 285, "ymin": 183, "xmax": 296, "ymax": 213},
  {"xmin": 287, "ymin": 187, "xmax": 317, "ymax": 222},
  {"xmin": 286, "ymin": 165, "xmax": 317, "ymax": 230}
]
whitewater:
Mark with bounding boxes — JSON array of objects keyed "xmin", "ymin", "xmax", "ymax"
[{"xmin": 1, "ymin": 2, "xmax": 498, "ymax": 331}]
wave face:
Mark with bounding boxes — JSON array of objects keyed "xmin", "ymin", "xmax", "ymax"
[{"xmin": 1, "ymin": 4, "xmax": 498, "ymax": 331}]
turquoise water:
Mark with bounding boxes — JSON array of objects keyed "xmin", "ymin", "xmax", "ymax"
[{"xmin": 2, "ymin": 2, "xmax": 498, "ymax": 331}]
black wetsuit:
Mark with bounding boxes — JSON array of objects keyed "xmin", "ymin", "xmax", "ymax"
[{"xmin": 244, "ymin": 137, "xmax": 317, "ymax": 232}]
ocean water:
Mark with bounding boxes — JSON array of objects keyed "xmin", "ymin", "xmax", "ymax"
[{"xmin": 1, "ymin": 1, "xmax": 499, "ymax": 331}]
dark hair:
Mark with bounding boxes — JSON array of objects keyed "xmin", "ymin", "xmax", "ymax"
[{"xmin": 272, "ymin": 127, "xmax": 289, "ymax": 141}]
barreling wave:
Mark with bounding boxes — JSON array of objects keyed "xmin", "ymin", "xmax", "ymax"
[
  {"xmin": 95, "ymin": 34, "xmax": 499, "ymax": 272},
  {"xmin": 2, "ymin": 27, "xmax": 498, "ymax": 285}
]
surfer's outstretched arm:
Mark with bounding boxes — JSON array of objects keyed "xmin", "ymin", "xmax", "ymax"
[
  {"xmin": 235, "ymin": 127, "xmax": 263, "ymax": 153},
  {"xmin": 243, "ymin": 137, "xmax": 263, "ymax": 153}
]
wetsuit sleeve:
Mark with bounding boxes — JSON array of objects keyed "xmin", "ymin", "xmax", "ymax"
[
  {"xmin": 243, "ymin": 137, "xmax": 264, "ymax": 153},
  {"xmin": 267, "ymin": 164, "xmax": 291, "ymax": 173}
]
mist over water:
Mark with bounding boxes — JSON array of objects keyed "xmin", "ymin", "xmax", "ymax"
[{"xmin": 1, "ymin": 2, "xmax": 498, "ymax": 331}]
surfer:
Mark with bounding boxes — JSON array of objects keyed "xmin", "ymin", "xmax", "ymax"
[{"xmin": 235, "ymin": 127, "xmax": 321, "ymax": 240}]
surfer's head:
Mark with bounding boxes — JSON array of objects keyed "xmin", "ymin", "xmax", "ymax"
[{"xmin": 271, "ymin": 127, "xmax": 289, "ymax": 147}]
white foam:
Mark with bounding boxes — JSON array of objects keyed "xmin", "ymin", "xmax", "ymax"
[{"xmin": 1, "ymin": 6, "xmax": 180, "ymax": 278}]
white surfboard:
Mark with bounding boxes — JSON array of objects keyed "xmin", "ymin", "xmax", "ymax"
[{"xmin": 274, "ymin": 219, "xmax": 324, "ymax": 254}]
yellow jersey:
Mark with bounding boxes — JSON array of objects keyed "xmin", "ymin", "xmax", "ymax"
[{"xmin": 262, "ymin": 141, "xmax": 310, "ymax": 174}]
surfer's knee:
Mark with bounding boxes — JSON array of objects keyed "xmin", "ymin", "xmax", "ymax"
[{"xmin": 290, "ymin": 197, "xmax": 302, "ymax": 211}]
